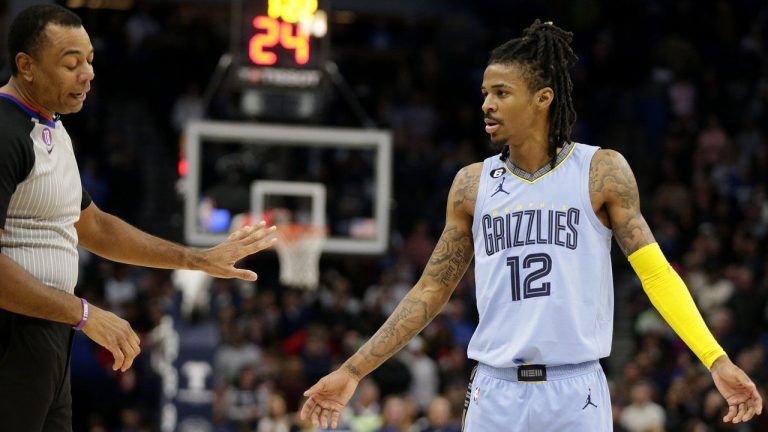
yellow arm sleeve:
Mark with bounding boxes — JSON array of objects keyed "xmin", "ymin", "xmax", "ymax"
[{"xmin": 628, "ymin": 242, "xmax": 726, "ymax": 369}]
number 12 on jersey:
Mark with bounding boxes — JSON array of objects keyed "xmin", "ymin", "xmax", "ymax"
[{"xmin": 507, "ymin": 253, "xmax": 552, "ymax": 301}]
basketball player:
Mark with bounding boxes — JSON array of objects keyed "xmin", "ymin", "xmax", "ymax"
[
  {"xmin": 300, "ymin": 20, "xmax": 762, "ymax": 430},
  {"xmin": 0, "ymin": 5, "xmax": 275, "ymax": 431}
]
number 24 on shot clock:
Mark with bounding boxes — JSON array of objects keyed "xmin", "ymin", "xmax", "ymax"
[{"xmin": 248, "ymin": 0, "xmax": 326, "ymax": 67}]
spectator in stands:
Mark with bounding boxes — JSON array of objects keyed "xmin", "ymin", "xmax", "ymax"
[{"xmin": 620, "ymin": 381, "xmax": 666, "ymax": 432}]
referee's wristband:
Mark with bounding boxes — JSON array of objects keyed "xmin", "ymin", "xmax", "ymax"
[{"xmin": 73, "ymin": 298, "xmax": 89, "ymax": 331}]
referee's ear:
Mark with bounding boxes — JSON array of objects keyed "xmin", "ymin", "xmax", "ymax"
[{"xmin": 15, "ymin": 52, "xmax": 35, "ymax": 83}]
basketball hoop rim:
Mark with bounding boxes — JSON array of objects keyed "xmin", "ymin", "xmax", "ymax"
[{"xmin": 274, "ymin": 223, "xmax": 328, "ymax": 245}]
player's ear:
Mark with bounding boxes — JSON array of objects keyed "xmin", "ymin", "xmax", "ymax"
[{"xmin": 535, "ymin": 87, "xmax": 554, "ymax": 111}]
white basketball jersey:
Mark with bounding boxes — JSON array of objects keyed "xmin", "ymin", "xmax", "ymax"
[{"xmin": 467, "ymin": 142, "xmax": 614, "ymax": 367}]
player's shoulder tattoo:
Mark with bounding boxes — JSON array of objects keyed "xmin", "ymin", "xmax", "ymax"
[
  {"xmin": 590, "ymin": 149, "xmax": 654, "ymax": 256},
  {"xmin": 589, "ymin": 149, "xmax": 639, "ymax": 210},
  {"xmin": 451, "ymin": 163, "xmax": 482, "ymax": 214}
]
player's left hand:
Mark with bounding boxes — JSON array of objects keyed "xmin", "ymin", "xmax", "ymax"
[
  {"xmin": 195, "ymin": 222, "xmax": 277, "ymax": 280},
  {"xmin": 711, "ymin": 355, "xmax": 763, "ymax": 424}
]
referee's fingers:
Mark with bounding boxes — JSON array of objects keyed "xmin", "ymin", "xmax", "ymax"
[
  {"xmin": 245, "ymin": 230, "xmax": 277, "ymax": 245},
  {"xmin": 120, "ymin": 339, "xmax": 139, "ymax": 372},
  {"xmin": 109, "ymin": 345, "xmax": 125, "ymax": 371},
  {"xmin": 227, "ymin": 225, "xmax": 252, "ymax": 241},
  {"xmin": 245, "ymin": 237, "xmax": 278, "ymax": 256},
  {"xmin": 241, "ymin": 224, "xmax": 275, "ymax": 244},
  {"xmin": 233, "ymin": 268, "xmax": 258, "ymax": 281}
]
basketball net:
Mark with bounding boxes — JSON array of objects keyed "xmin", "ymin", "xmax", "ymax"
[{"xmin": 274, "ymin": 224, "xmax": 326, "ymax": 290}]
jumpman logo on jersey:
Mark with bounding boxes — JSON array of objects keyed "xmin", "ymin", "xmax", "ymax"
[
  {"xmin": 582, "ymin": 388, "xmax": 597, "ymax": 409},
  {"xmin": 491, "ymin": 177, "xmax": 510, "ymax": 197}
]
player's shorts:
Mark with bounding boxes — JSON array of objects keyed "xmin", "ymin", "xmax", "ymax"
[
  {"xmin": 462, "ymin": 360, "xmax": 612, "ymax": 431},
  {"xmin": 0, "ymin": 309, "xmax": 74, "ymax": 432}
]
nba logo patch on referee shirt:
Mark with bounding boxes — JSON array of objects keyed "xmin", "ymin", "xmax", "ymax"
[{"xmin": 42, "ymin": 128, "xmax": 53, "ymax": 153}]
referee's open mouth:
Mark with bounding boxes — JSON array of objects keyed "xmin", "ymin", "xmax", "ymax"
[{"xmin": 70, "ymin": 92, "xmax": 86, "ymax": 102}]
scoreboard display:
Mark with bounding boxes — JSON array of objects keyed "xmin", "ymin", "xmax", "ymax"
[{"xmin": 235, "ymin": 0, "xmax": 328, "ymax": 90}]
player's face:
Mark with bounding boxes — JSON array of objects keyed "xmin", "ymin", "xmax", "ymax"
[
  {"xmin": 481, "ymin": 63, "xmax": 549, "ymax": 148},
  {"xmin": 27, "ymin": 24, "xmax": 94, "ymax": 116}
]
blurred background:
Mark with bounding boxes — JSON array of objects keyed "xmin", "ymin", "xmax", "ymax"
[{"xmin": 2, "ymin": 0, "xmax": 768, "ymax": 430}]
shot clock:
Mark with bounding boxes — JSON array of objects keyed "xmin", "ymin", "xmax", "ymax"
[
  {"xmin": 235, "ymin": 0, "xmax": 329, "ymax": 90},
  {"xmin": 249, "ymin": 15, "xmax": 310, "ymax": 66}
]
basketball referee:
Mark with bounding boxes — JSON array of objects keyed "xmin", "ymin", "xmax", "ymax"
[
  {"xmin": 0, "ymin": 5, "xmax": 276, "ymax": 431},
  {"xmin": 300, "ymin": 20, "xmax": 763, "ymax": 430}
]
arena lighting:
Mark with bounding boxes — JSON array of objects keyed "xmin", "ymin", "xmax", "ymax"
[
  {"xmin": 66, "ymin": 0, "xmax": 134, "ymax": 10},
  {"xmin": 267, "ymin": 0, "xmax": 317, "ymax": 23}
]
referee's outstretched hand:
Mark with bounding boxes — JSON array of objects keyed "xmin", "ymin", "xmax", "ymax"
[
  {"xmin": 196, "ymin": 222, "xmax": 277, "ymax": 281},
  {"xmin": 711, "ymin": 355, "xmax": 763, "ymax": 424},
  {"xmin": 301, "ymin": 367, "xmax": 359, "ymax": 429},
  {"xmin": 82, "ymin": 305, "xmax": 141, "ymax": 372}
]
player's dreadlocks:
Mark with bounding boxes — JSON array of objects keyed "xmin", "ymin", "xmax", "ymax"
[{"xmin": 489, "ymin": 20, "xmax": 578, "ymax": 167}]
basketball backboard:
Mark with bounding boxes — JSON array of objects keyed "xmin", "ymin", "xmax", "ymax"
[{"xmin": 183, "ymin": 120, "xmax": 392, "ymax": 254}]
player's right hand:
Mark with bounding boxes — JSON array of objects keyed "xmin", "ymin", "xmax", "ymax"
[
  {"xmin": 82, "ymin": 305, "xmax": 141, "ymax": 372},
  {"xmin": 301, "ymin": 367, "xmax": 360, "ymax": 429}
]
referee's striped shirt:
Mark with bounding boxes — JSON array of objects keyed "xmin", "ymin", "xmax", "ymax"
[{"xmin": 0, "ymin": 94, "xmax": 91, "ymax": 294}]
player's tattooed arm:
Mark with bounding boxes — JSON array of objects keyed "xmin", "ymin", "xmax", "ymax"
[
  {"xmin": 450, "ymin": 162, "xmax": 482, "ymax": 215},
  {"xmin": 590, "ymin": 149, "xmax": 655, "ymax": 256},
  {"xmin": 342, "ymin": 165, "xmax": 478, "ymax": 379}
]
